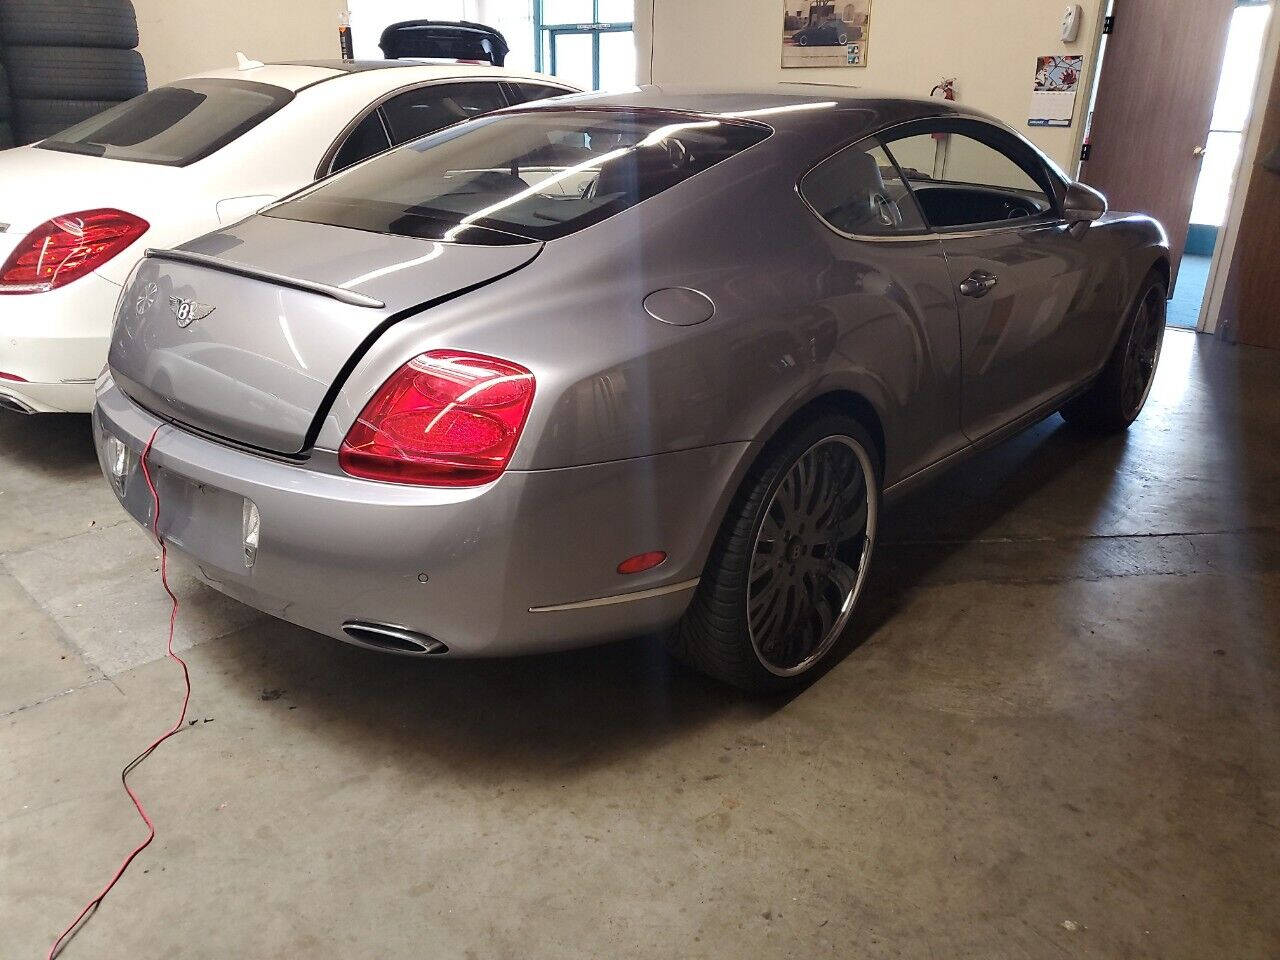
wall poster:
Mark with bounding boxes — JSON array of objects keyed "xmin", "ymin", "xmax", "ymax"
[
  {"xmin": 781, "ymin": 1, "xmax": 873, "ymax": 69},
  {"xmin": 1028, "ymin": 55, "xmax": 1084, "ymax": 127}
]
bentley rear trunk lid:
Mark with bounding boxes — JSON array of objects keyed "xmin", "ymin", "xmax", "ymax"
[{"xmin": 107, "ymin": 215, "xmax": 541, "ymax": 454}]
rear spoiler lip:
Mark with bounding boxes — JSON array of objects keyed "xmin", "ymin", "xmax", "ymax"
[{"xmin": 143, "ymin": 247, "xmax": 386, "ymax": 309}]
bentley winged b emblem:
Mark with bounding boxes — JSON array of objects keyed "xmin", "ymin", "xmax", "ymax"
[{"xmin": 170, "ymin": 296, "xmax": 215, "ymax": 328}]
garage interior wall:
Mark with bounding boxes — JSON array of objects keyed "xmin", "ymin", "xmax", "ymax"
[
  {"xmin": 635, "ymin": 0, "xmax": 1107, "ymax": 173},
  {"xmin": 131, "ymin": 0, "xmax": 344, "ymax": 86}
]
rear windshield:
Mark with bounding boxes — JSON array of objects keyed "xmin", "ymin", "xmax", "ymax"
[
  {"xmin": 265, "ymin": 109, "xmax": 771, "ymax": 245},
  {"xmin": 37, "ymin": 79, "xmax": 293, "ymax": 167}
]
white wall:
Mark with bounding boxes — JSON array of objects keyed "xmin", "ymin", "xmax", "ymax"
[
  {"xmin": 635, "ymin": 0, "xmax": 1107, "ymax": 173},
  {"xmin": 133, "ymin": 0, "xmax": 346, "ymax": 87},
  {"xmin": 133, "ymin": 0, "xmax": 539, "ymax": 89}
]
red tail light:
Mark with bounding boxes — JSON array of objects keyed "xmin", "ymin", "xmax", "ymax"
[
  {"xmin": 339, "ymin": 350, "xmax": 536, "ymax": 487},
  {"xmin": 0, "ymin": 209, "xmax": 149, "ymax": 295}
]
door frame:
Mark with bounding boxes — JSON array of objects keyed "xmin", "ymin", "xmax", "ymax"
[{"xmin": 1201, "ymin": 1, "xmax": 1280, "ymax": 334}]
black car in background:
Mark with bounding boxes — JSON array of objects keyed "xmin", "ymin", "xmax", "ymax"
[{"xmin": 791, "ymin": 19, "xmax": 858, "ymax": 46}]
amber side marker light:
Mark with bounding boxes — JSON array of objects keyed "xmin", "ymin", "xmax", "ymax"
[{"xmin": 617, "ymin": 551, "xmax": 668, "ymax": 575}]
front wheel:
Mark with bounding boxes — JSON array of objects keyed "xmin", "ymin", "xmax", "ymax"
[
  {"xmin": 666, "ymin": 415, "xmax": 880, "ymax": 692},
  {"xmin": 796, "ymin": 34, "xmax": 809, "ymax": 45},
  {"xmin": 1060, "ymin": 270, "xmax": 1167, "ymax": 432}
]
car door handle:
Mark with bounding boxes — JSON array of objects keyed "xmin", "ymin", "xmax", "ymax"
[{"xmin": 959, "ymin": 270, "xmax": 999, "ymax": 299}]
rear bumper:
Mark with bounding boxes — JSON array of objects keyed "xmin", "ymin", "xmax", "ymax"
[
  {"xmin": 0, "ymin": 271, "xmax": 122, "ymax": 414},
  {"xmin": 93, "ymin": 376, "xmax": 750, "ymax": 657}
]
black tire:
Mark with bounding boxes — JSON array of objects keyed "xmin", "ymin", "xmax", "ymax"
[
  {"xmin": 1060, "ymin": 270, "xmax": 1167, "ymax": 433},
  {"xmin": 2, "ymin": 45, "xmax": 145, "ymax": 100},
  {"xmin": 0, "ymin": 63, "xmax": 11, "ymax": 119},
  {"xmin": 13, "ymin": 96, "xmax": 117, "ymax": 139},
  {"xmin": 796, "ymin": 33, "xmax": 809, "ymax": 45},
  {"xmin": 0, "ymin": 119, "xmax": 14, "ymax": 148},
  {"xmin": 667, "ymin": 414, "xmax": 881, "ymax": 693},
  {"xmin": 0, "ymin": 0, "xmax": 139, "ymax": 48}
]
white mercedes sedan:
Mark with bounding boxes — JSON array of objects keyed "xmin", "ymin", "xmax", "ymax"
[{"xmin": 0, "ymin": 58, "xmax": 576, "ymax": 413}]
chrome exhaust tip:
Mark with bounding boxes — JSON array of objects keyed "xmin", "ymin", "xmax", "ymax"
[
  {"xmin": 0, "ymin": 395, "xmax": 37, "ymax": 415},
  {"xmin": 341, "ymin": 621, "xmax": 448, "ymax": 656}
]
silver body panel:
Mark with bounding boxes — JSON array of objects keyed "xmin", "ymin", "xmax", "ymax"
[
  {"xmin": 110, "ymin": 218, "xmax": 541, "ymax": 453},
  {"xmin": 96, "ymin": 84, "xmax": 1169, "ymax": 658}
]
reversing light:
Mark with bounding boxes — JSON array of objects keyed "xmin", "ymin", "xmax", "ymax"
[
  {"xmin": 0, "ymin": 209, "xmax": 149, "ymax": 295},
  {"xmin": 617, "ymin": 551, "xmax": 668, "ymax": 575},
  {"xmin": 338, "ymin": 350, "xmax": 536, "ymax": 487},
  {"xmin": 104, "ymin": 435, "xmax": 132, "ymax": 495}
]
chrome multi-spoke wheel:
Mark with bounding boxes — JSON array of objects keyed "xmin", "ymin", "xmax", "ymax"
[
  {"xmin": 1121, "ymin": 288, "xmax": 1165, "ymax": 420},
  {"xmin": 748, "ymin": 435, "xmax": 877, "ymax": 676},
  {"xmin": 666, "ymin": 415, "xmax": 881, "ymax": 692}
]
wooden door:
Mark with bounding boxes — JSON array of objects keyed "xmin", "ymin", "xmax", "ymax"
[
  {"xmin": 1221, "ymin": 48, "xmax": 1280, "ymax": 349},
  {"xmin": 1080, "ymin": 0, "xmax": 1235, "ymax": 290}
]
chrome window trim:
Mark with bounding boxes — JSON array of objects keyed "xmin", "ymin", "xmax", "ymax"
[
  {"xmin": 529, "ymin": 577, "xmax": 701, "ymax": 612},
  {"xmin": 928, "ymin": 214, "xmax": 1069, "ymax": 240}
]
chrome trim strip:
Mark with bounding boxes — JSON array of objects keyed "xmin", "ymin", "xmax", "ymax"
[
  {"xmin": 144, "ymin": 248, "xmax": 386, "ymax": 309},
  {"xmin": 529, "ymin": 577, "xmax": 701, "ymax": 613}
]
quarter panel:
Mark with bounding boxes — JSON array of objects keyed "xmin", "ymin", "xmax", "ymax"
[{"xmin": 317, "ymin": 137, "xmax": 966, "ymax": 486}]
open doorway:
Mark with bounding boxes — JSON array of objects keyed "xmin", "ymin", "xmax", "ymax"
[
  {"xmin": 1079, "ymin": 0, "xmax": 1273, "ymax": 332},
  {"xmin": 1172, "ymin": 0, "xmax": 1272, "ymax": 328}
]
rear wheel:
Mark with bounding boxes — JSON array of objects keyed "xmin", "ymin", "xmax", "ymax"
[
  {"xmin": 1060, "ymin": 271, "xmax": 1167, "ymax": 432},
  {"xmin": 667, "ymin": 415, "xmax": 879, "ymax": 692}
]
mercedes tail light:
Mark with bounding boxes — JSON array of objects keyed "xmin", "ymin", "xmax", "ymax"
[
  {"xmin": 0, "ymin": 209, "xmax": 149, "ymax": 294},
  {"xmin": 339, "ymin": 350, "xmax": 535, "ymax": 487}
]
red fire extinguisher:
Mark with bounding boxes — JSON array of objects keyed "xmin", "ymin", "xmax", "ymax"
[{"xmin": 931, "ymin": 79, "xmax": 956, "ymax": 140}]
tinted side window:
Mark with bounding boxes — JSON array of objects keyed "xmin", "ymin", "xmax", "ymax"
[
  {"xmin": 507, "ymin": 82, "xmax": 573, "ymax": 104},
  {"xmin": 380, "ymin": 82, "xmax": 508, "ymax": 144},
  {"xmin": 330, "ymin": 111, "xmax": 391, "ymax": 173},
  {"xmin": 800, "ymin": 140, "xmax": 926, "ymax": 236}
]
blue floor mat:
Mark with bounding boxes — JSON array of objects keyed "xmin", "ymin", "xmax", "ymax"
[{"xmin": 1168, "ymin": 255, "xmax": 1211, "ymax": 329}]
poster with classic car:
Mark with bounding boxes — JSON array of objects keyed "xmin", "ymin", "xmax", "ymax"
[{"xmin": 782, "ymin": 0, "xmax": 872, "ymax": 68}]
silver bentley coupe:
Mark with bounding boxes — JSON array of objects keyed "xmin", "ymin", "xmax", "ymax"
[{"xmin": 94, "ymin": 85, "xmax": 1169, "ymax": 691}]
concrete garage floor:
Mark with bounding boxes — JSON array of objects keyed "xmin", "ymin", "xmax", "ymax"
[{"xmin": 2, "ymin": 328, "xmax": 1277, "ymax": 958}]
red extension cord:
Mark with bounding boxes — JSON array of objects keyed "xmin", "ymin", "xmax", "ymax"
[{"xmin": 46, "ymin": 426, "xmax": 191, "ymax": 958}]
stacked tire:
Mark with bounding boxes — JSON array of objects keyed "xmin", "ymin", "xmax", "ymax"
[
  {"xmin": 0, "ymin": 62, "xmax": 13, "ymax": 148},
  {"xmin": 0, "ymin": 0, "xmax": 146, "ymax": 147}
]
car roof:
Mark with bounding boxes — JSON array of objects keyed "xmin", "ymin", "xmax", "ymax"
[
  {"xmin": 520, "ymin": 82, "xmax": 998, "ymax": 141},
  {"xmin": 188, "ymin": 59, "xmax": 569, "ymax": 93}
]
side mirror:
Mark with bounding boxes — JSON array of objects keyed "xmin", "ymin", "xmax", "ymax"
[{"xmin": 1063, "ymin": 180, "xmax": 1107, "ymax": 238}]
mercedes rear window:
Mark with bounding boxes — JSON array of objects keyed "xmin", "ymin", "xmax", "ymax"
[
  {"xmin": 265, "ymin": 109, "xmax": 771, "ymax": 245},
  {"xmin": 37, "ymin": 79, "xmax": 294, "ymax": 167}
]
